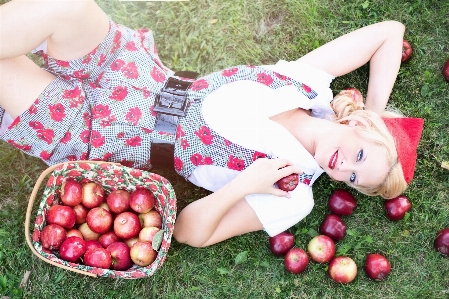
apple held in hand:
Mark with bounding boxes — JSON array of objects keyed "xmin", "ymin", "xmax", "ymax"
[
  {"xmin": 139, "ymin": 210, "xmax": 162, "ymax": 229},
  {"xmin": 114, "ymin": 211, "xmax": 142, "ymax": 239},
  {"xmin": 130, "ymin": 241, "xmax": 157, "ymax": 267},
  {"xmin": 434, "ymin": 228, "xmax": 449, "ymax": 256},
  {"xmin": 328, "ymin": 189, "xmax": 356, "ymax": 216},
  {"xmin": 106, "ymin": 189, "xmax": 131, "ymax": 214},
  {"xmin": 82, "ymin": 182, "xmax": 105, "ymax": 209},
  {"xmin": 60, "ymin": 178, "xmax": 83, "ymax": 206},
  {"xmin": 307, "ymin": 235, "xmax": 336, "ymax": 263},
  {"xmin": 40, "ymin": 224, "xmax": 67, "ymax": 250},
  {"xmin": 276, "ymin": 174, "xmax": 299, "ymax": 192},
  {"xmin": 284, "ymin": 248, "xmax": 309, "ymax": 274},
  {"xmin": 401, "ymin": 39, "xmax": 413, "ymax": 62},
  {"xmin": 384, "ymin": 195, "xmax": 411, "ymax": 221},
  {"xmin": 47, "ymin": 204, "xmax": 76, "ymax": 229},
  {"xmin": 107, "ymin": 242, "xmax": 133, "ymax": 271},
  {"xmin": 442, "ymin": 59, "xmax": 449, "ymax": 82},
  {"xmin": 86, "ymin": 207, "xmax": 113, "ymax": 234},
  {"xmin": 84, "ymin": 247, "xmax": 112, "ymax": 269},
  {"xmin": 364, "ymin": 253, "xmax": 391, "ymax": 281},
  {"xmin": 269, "ymin": 231, "xmax": 295, "ymax": 256},
  {"xmin": 319, "ymin": 214, "xmax": 347, "ymax": 241},
  {"xmin": 59, "ymin": 236, "xmax": 87, "ymax": 263},
  {"xmin": 328, "ymin": 256, "xmax": 358, "ymax": 284}
]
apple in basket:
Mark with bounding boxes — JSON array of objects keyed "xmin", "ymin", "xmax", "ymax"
[
  {"xmin": 82, "ymin": 182, "xmax": 105, "ymax": 209},
  {"xmin": 139, "ymin": 210, "xmax": 162, "ymax": 228},
  {"xmin": 139, "ymin": 226, "xmax": 160, "ymax": 243},
  {"xmin": 107, "ymin": 242, "xmax": 133, "ymax": 271},
  {"xmin": 60, "ymin": 178, "xmax": 83, "ymax": 206},
  {"xmin": 59, "ymin": 236, "xmax": 87, "ymax": 263},
  {"xmin": 129, "ymin": 188, "xmax": 155, "ymax": 214},
  {"xmin": 106, "ymin": 189, "xmax": 131, "ymax": 214},
  {"xmin": 124, "ymin": 237, "xmax": 139, "ymax": 248},
  {"xmin": 73, "ymin": 204, "xmax": 89, "ymax": 225},
  {"xmin": 130, "ymin": 241, "xmax": 157, "ymax": 267},
  {"xmin": 78, "ymin": 222, "xmax": 100, "ymax": 241},
  {"xmin": 46, "ymin": 204, "xmax": 76, "ymax": 229},
  {"xmin": 114, "ymin": 212, "xmax": 142, "ymax": 239},
  {"xmin": 83, "ymin": 247, "xmax": 112, "ymax": 269},
  {"xmin": 86, "ymin": 207, "xmax": 113, "ymax": 234},
  {"xmin": 85, "ymin": 240, "xmax": 103, "ymax": 251},
  {"xmin": 98, "ymin": 231, "xmax": 121, "ymax": 249},
  {"xmin": 40, "ymin": 223, "xmax": 67, "ymax": 250},
  {"xmin": 66, "ymin": 228, "xmax": 83, "ymax": 240}
]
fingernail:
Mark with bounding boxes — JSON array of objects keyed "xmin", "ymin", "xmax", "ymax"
[{"xmin": 285, "ymin": 193, "xmax": 291, "ymax": 199}]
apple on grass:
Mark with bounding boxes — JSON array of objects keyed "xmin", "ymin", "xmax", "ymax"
[
  {"xmin": 328, "ymin": 256, "xmax": 358, "ymax": 284},
  {"xmin": 328, "ymin": 189, "xmax": 357, "ymax": 216},
  {"xmin": 269, "ymin": 231, "xmax": 295, "ymax": 256},
  {"xmin": 82, "ymin": 182, "xmax": 105, "ymax": 209},
  {"xmin": 83, "ymin": 247, "xmax": 112, "ymax": 269},
  {"xmin": 276, "ymin": 174, "xmax": 299, "ymax": 192},
  {"xmin": 114, "ymin": 212, "xmax": 142, "ymax": 239},
  {"xmin": 107, "ymin": 242, "xmax": 133, "ymax": 271},
  {"xmin": 284, "ymin": 248, "xmax": 309, "ymax": 274},
  {"xmin": 60, "ymin": 178, "xmax": 83, "ymax": 206},
  {"xmin": 99, "ymin": 231, "xmax": 121, "ymax": 249},
  {"xmin": 401, "ymin": 39, "xmax": 413, "ymax": 62},
  {"xmin": 130, "ymin": 241, "xmax": 157, "ymax": 267},
  {"xmin": 319, "ymin": 214, "xmax": 347, "ymax": 241},
  {"xmin": 364, "ymin": 253, "xmax": 391, "ymax": 281},
  {"xmin": 86, "ymin": 207, "xmax": 113, "ymax": 234},
  {"xmin": 79, "ymin": 222, "xmax": 100, "ymax": 241},
  {"xmin": 107, "ymin": 189, "xmax": 131, "ymax": 214},
  {"xmin": 307, "ymin": 235, "xmax": 336, "ymax": 263},
  {"xmin": 129, "ymin": 188, "xmax": 155, "ymax": 214},
  {"xmin": 40, "ymin": 224, "xmax": 67, "ymax": 250},
  {"xmin": 46, "ymin": 204, "xmax": 76, "ymax": 229},
  {"xmin": 443, "ymin": 59, "xmax": 449, "ymax": 82},
  {"xmin": 384, "ymin": 195, "xmax": 411, "ymax": 221},
  {"xmin": 434, "ymin": 228, "xmax": 449, "ymax": 255},
  {"xmin": 59, "ymin": 236, "xmax": 87, "ymax": 263},
  {"xmin": 139, "ymin": 210, "xmax": 162, "ymax": 229}
]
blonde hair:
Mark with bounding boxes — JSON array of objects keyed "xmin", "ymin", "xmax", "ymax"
[{"xmin": 330, "ymin": 90, "xmax": 407, "ymax": 199}]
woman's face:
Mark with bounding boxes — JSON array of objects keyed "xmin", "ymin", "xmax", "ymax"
[{"xmin": 314, "ymin": 124, "xmax": 391, "ymax": 188}]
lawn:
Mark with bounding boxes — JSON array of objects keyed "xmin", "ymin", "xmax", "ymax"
[{"xmin": 1, "ymin": 0, "xmax": 449, "ymax": 298}]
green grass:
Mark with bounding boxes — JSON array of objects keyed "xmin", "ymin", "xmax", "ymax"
[{"xmin": 1, "ymin": 0, "xmax": 449, "ymax": 298}]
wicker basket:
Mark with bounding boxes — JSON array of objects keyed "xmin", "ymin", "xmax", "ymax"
[{"xmin": 25, "ymin": 161, "xmax": 177, "ymax": 278}]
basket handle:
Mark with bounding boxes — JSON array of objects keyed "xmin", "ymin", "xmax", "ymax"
[{"xmin": 25, "ymin": 161, "xmax": 118, "ymax": 278}]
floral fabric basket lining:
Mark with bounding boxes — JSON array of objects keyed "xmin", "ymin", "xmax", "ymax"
[{"xmin": 25, "ymin": 161, "xmax": 177, "ymax": 279}]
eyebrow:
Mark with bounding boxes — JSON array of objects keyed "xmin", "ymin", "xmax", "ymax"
[{"xmin": 356, "ymin": 152, "xmax": 367, "ymax": 186}]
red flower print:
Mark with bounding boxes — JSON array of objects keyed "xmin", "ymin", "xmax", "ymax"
[
  {"xmin": 252, "ymin": 151, "xmax": 267, "ymax": 161},
  {"xmin": 97, "ymin": 54, "xmax": 106, "ymax": 66},
  {"xmin": 227, "ymin": 155, "xmax": 245, "ymax": 171},
  {"xmin": 149, "ymin": 105, "xmax": 157, "ymax": 117},
  {"xmin": 190, "ymin": 79, "xmax": 209, "ymax": 91},
  {"xmin": 60, "ymin": 131, "xmax": 71, "ymax": 144},
  {"xmin": 92, "ymin": 104, "xmax": 111, "ymax": 119},
  {"xmin": 117, "ymin": 132, "xmax": 125, "ymax": 138},
  {"xmin": 150, "ymin": 66, "xmax": 166, "ymax": 83},
  {"xmin": 176, "ymin": 125, "xmax": 185, "ymax": 140},
  {"xmin": 55, "ymin": 59, "xmax": 70, "ymax": 67},
  {"xmin": 122, "ymin": 62, "xmax": 139, "ymax": 79},
  {"xmin": 35, "ymin": 215, "xmax": 44, "ymax": 226},
  {"xmin": 32, "ymin": 229, "xmax": 40, "ymax": 242},
  {"xmin": 224, "ymin": 139, "xmax": 232, "ymax": 146},
  {"xmin": 275, "ymin": 73, "xmax": 288, "ymax": 81},
  {"xmin": 67, "ymin": 155, "xmax": 77, "ymax": 161},
  {"xmin": 40, "ymin": 150, "xmax": 52, "ymax": 160},
  {"xmin": 109, "ymin": 86, "xmax": 128, "ymax": 101},
  {"xmin": 37, "ymin": 128, "xmax": 55, "ymax": 144},
  {"xmin": 80, "ymin": 130, "xmax": 90, "ymax": 143},
  {"xmin": 73, "ymin": 69, "xmax": 89, "ymax": 79},
  {"xmin": 29, "ymin": 121, "xmax": 44, "ymax": 130},
  {"xmin": 142, "ymin": 88, "xmax": 151, "ymax": 98},
  {"xmin": 190, "ymin": 153, "xmax": 203, "ymax": 166},
  {"xmin": 111, "ymin": 59, "xmax": 125, "ymax": 71},
  {"xmin": 49, "ymin": 103, "xmax": 66, "ymax": 122},
  {"xmin": 7, "ymin": 140, "xmax": 31, "ymax": 151},
  {"xmin": 7, "ymin": 116, "xmax": 20, "ymax": 129},
  {"xmin": 100, "ymin": 115, "xmax": 117, "ymax": 128},
  {"xmin": 102, "ymin": 152, "xmax": 113, "ymax": 160},
  {"xmin": 80, "ymin": 152, "xmax": 89, "ymax": 160},
  {"xmin": 82, "ymin": 55, "xmax": 92, "ymax": 64},
  {"xmin": 174, "ymin": 156, "xmax": 183, "ymax": 172},
  {"xmin": 120, "ymin": 159, "xmax": 134, "ymax": 168},
  {"xmin": 125, "ymin": 136, "xmax": 142, "ymax": 147},
  {"xmin": 142, "ymin": 127, "xmax": 152, "ymax": 133},
  {"xmin": 302, "ymin": 83, "xmax": 312, "ymax": 93},
  {"xmin": 28, "ymin": 105, "xmax": 37, "ymax": 114},
  {"xmin": 91, "ymin": 130, "xmax": 105, "ymax": 148},
  {"xmin": 204, "ymin": 156, "xmax": 213, "ymax": 165},
  {"xmin": 125, "ymin": 41, "xmax": 138, "ymax": 51},
  {"xmin": 303, "ymin": 178, "xmax": 311, "ymax": 185},
  {"xmin": 256, "ymin": 73, "xmax": 273, "ymax": 86},
  {"xmin": 126, "ymin": 107, "xmax": 142, "ymax": 125},
  {"xmin": 67, "ymin": 95, "xmax": 85, "ymax": 108},
  {"xmin": 62, "ymin": 86, "xmax": 81, "ymax": 99},
  {"xmin": 195, "ymin": 126, "xmax": 213, "ymax": 145},
  {"xmin": 222, "ymin": 67, "xmax": 238, "ymax": 77},
  {"xmin": 180, "ymin": 139, "xmax": 189, "ymax": 150},
  {"xmin": 130, "ymin": 169, "xmax": 142, "ymax": 177}
]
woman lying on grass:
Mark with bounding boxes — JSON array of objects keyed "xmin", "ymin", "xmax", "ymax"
[{"xmin": 0, "ymin": 0, "xmax": 423, "ymax": 247}]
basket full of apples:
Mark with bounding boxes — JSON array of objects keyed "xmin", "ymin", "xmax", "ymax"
[{"xmin": 24, "ymin": 161, "xmax": 177, "ymax": 279}]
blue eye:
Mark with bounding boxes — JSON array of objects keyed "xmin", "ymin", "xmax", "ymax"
[
  {"xmin": 350, "ymin": 173, "xmax": 356, "ymax": 183},
  {"xmin": 357, "ymin": 149, "xmax": 363, "ymax": 161}
]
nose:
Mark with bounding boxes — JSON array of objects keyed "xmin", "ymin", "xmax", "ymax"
[{"xmin": 338, "ymin": 158, "xmax": 355, "ymax": 173}]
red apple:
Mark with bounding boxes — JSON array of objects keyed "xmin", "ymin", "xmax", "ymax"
[
  {"xmin": 124, "ymin": 237, "xmax": 139, "ymax": 248},
  {"xmin": 319, "ymin": 214, "xmax": 347, "ymax": 241},
  {"xmin": 276, "ymin": 174, "xmax": 299, "ymax": 192},
  {"xmin": 73, "ymin": 204, "xmax": 88, "ymax": 225},
  {"xmin": 98, "ymin": 231, "xmax": 121, "ymax": 249},
  {"xmin": 99, "ymin": 202, "xmax": 110, "ymax": 212},
  {"xmin": 66, "ymin": 228, "xmax": 83, "ymax": 240},
  {"xmin": 78, "ymin": 222, "xmax": 100, "ymax": 241},
  {"xmin": 364, "ymin": 253, "xmax": 391, "ymax": 281},
  {"xmin": 401, "ymin": 39, "xmax": 413, "ymax": 62},
  {"xmin": 107, "ymin": 189, "xmax": 131, "ymax": 214},
  {"xmin": 59, "ymin": 236, "xmax": 87, "ymax": 263},
  {"xmin": 114, "ymin": 212, "xmax": 142, "ymax": 239},
  {"xmin": 269, "ymin": 231, "xmax": 295, "ymax": 256},
  {"xmin": 83, "ymin": 247, "xmax": 112, "ymax": 269},
  {"xmin": 130, "ymin": 241, "xmax": 157, "ymax": 267},
  {"xmin": 443, "ymin": 59, "xmax": 449, "ymax": 82},
  {"xmin": 40, "ymin": 224, "xmax": 67, "ymax": 250},
  {"xmin": 328, "ymin": 256, "xmax": 358, "ymax": 284},
  {"xmin": 46, "ymin": 204, "xmax": 76, "ymax": 229},
  {"xmin": 139, "ymin": 210, "xmax": 162, "ymax": 229},
  {"xmin": 85, "ymin": 240, "xmax": 103, "ymax": 251},
  {"xmin": 139, "ymin": 226, "xmax": 160, "ymax": 243},
  {"xmin": 328, "ymin": 189, "xmax": 356, "ymax": 216},
  {"xmin": 384, "ymin": 195, "xmax": 411, "ymax": 221},
  {"xmin": 107, "ymin": 242, "xmax": 133, "ymax": 271},
  {"xmin": 60, "ymin": 178, "xmax": 83, "ymax": 206},
  {"xmin": 86, "ymin": 207, "xmax": 113, "ymax": 234},
  {"xmin": 344, "ymin": 87, "xmax": 363, "ymax": 104},
  {"xmin": 307, "ymin": 235, "xmax": 336, "ymax": 263},
  {"xmin": 129, "ymin": 188, "xmax": 155, "ymax": 214},
  {"xmin": 82, "ymin": 182, "xmax": 105, "ymax": 208},
  {"xmin": 284, "ymin": 248, "xmax": 309, "ymax": 274},
  {"xmin": 434, "ymin": 228, "xmax": 449, "ymax": 255}
]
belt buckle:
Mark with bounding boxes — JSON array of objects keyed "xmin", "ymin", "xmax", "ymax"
[{"xmin": 154, "ymin": 77, "xmax": 192, "ymax": 117}]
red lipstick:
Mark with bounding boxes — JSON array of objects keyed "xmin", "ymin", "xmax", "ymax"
[{"xmin": 329, "ymin": 150, "xmax": 338, "ymax": 170}]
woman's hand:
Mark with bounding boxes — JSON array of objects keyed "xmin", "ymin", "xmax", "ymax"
[{"xmin": 233, "ymin": 158, "xmax": 303, "ymax": 198}]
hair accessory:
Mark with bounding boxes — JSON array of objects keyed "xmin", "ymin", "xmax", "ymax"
[{"xmin": 382, "ymin": 117, "xmax": 424, "ymax": 184}]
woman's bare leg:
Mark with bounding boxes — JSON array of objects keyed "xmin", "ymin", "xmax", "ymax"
[{"xmin": 297, "ymin": 21, "xmax": 405, "ymax": 114}]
